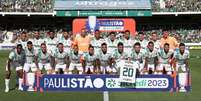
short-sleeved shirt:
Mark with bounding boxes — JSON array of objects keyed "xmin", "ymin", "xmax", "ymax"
[
  {"xmin": 83, "ymin": 53, "xmax": 97, "ymax": 66},
  {"xmin": 145, "ymin": 49, "xmax": 158, "ymax": 64},
  {"xmin": 97, "ymin": 50, "xmax": 112, "ymax": 67},
  {"xmin": 173, "ymin": 50, "xmax": 189, "ymax": 65},
  {"xmin": 112, "ymin": 49, "xmax": 128, "ymax": 63},
  {"xmin": 58, "ymin": 37, "xmax": 72, "ymax": 53},
  {"xmin": 158, "ymin": 49, "xmax": 174, "ymax": 64},
  {"xmin": 130, "ymin": 50, "xmax": 146, "ymax": 63},
  {"xmin": 9, "ymin": 49, "xmax": 25, "ymax": 66},
  {"xmin": 90, "ymin": 38, "xmax": 105, "ymax": 55},
  {"xmin": 36, "ymin": 49, "xmax": 51, "ymax": 64},
  {"xmin": 106, "ymin": 38, "xmax": 119, "ymax": 54},
  {"xmin": 45, "ymin": 37, "xmax": 58, "ymax": 54},
  {"xmin": 24, "ymin": 48, "xmax": 36, "ymax": 64},
  {"xmin": 74, "ymin": 35, "xmax": 91, "ymax": 53},
  {"xmin": 53, "ymin": 49, "xmax": 68, "ymax": 65},
  {"xmin": 160, "ymin": 36, "xmax": 178, "ymax": 50},
  {"xmin": 137, "ymin": 39, "xmax": 148, "ymax": 50},
  {"xmin": 16, "ymin": 39, "xmax": 29, "ymax": 49},
  {"xmin": 152, "ymin": 40, "xmax": 161, "ymax": 50},
  {"xmin": 118, "ymin": 38, "xmax": 135, "ymax": 55},
  {"xmin": 31, "ymin": 38, "xmax": 45, "ymax": 51},
  {"xmin": 68, "ymin": 50, "xmax": 82, "ymax": 64}
]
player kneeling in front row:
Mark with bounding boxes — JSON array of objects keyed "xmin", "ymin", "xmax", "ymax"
[
  {"xmin": 111, "ymin": 42, "xmax": 128, "ymax": 74},
  {"xmin": 82, "ymin": 45, "xmax": 98, "ymax": 74},
  {"xmin": 68, "ymin": 45, "xmax": 83, "ymax": 74},
  {"xmin": 52, "ymin": 43, "xmax": 69, "ymax": 74},
  {"xmin": 35, "ymin": 43, "xmax": 54, "ymax": 74},
  {"xmin": 144, "ymin": 41, "xmax": 158, "ymax": 75},
  {"xmin": 173, "ymin": 43, "xmax": 190, "ymax": 92},
  {"xmin": 97, "ymin": 43, "xmax": 115, "ymax": 74},
  {"xmin": 5, "ymin": 44, "xmax": 25, "ymax": 92},
  {"xmin": 23, "ymin": 41, "xmax": 38, "ymax": 91},
  {"xmin": 130, "ymin": 42, "xmax": 146, "ymax": 75},
  {"xmin": 157, "ymin": 43, "xmax": 174, "ymax": 75}
]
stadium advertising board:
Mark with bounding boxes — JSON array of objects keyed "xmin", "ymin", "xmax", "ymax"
[
  {"xmin": 54, "ymin": 0, "xmax": 151, "ymax": 10},
  {"xmin": 56, "ymin": 10, "xmax": 152, "ymax": 17},
  {"xmin": 0, "ymin": 43, "xmax": 15, "ymax": 50},
  {"xmin": 30, "ymin": 75, "xmax": 176, "ymax": 92},
  {"xmin": 73, "ymin": 18, "xmax": 136, "ymax": 35}
]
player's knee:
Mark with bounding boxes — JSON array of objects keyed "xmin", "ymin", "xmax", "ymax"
[
  {"xmin": 5, "ymin": 71, "xmax": 11, "ymax": 79},
  {"xmin": 17, "ymin": 69, "xmax": 23, "ymax": 78}
]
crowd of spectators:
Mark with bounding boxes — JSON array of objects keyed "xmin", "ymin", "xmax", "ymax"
[
  {"xmin": 0, "ymin": 0, "xmax": 201, "ymax": 12},
  {"xmin": 137, "ymin": 24, "xmax": 201, "ymax": 43},
  {"xmin": 152, "ymin": 0, "xmax": 201, "ymax": 12},
  {"xmin": 0, "ymin": 0, "xmax": 53, "ymax": 12},
  {"xmin": 0, "ymin": 24, "xmax": 201, "ymax": 44}
]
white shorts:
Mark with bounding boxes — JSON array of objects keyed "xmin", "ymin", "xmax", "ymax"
[
  {"xmin": 38, "ymin": 63, "xmax": 52, "ymax": 71},
  {"xmin": 147, "ymin": 64, "xmax": 155, "ymax": 71},
  {"xmin": 55, "ymin": 64, "xmax": 66, "ymax": 72},
  {"xmin": 157, "ymin": 64, "xmax": 173, "ymax": 72},
  {"xmin": 23, "ymin": 63, "xmax": 37, "ymax": 72},
  {"xmin": 68, "ymin": 63, "xmax": 83, "ymax": 71},
  {"xmin": 85, "ymin": 66, "xmax": 94, "ymax": 72},
  {"xmin": 176, "ymin": 64, "xmax": 187, "ymax": 72},
  {"xmin": 100, "ymin": 66, "xmax": 117, "ymax": 73},
  {"xmin": 6, "ymin": 61, "xmax": 23, "ymax": 71}
]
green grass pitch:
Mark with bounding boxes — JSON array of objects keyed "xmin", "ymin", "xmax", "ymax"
[{"xmin": 0, "ymin": 50, "xmax": 201, "ymax": 101}]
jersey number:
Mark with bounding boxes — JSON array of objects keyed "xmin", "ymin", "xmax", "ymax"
[{"xmin": 123, "ymin": 67, "xmax": 134, "ymax": 77}]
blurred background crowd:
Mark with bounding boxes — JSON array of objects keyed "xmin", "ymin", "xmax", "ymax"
[
  {"xmin": 0, "ymin": 0, "xmax": 201, "ymax": 12},
  {"xmin": 0, "ymin": 25, "xmax": 200, "ymax": 43},
  {"xmin": 0, "ymin": 0, "xmax": 53, "ymax": 12}
]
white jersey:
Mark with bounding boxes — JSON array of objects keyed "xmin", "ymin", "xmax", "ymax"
[
  {"xmin": 158, "ymin": 49, "xmax": 174, "ymax": 64},
  {"xmin": 145, "ymin": 49, "xmax": 158, "ymax": 64},
  {"xmin": 36, "ymin": 49, "xmax": 51, "ymax": 64},
  {"xmin": 152, "ymin": 40, "xmax": 161, "ymax": 50},
  {"xmin": 112, "ymin": 49, "xmax": 128, "ymax": 63},
  {"xmin": 97, "ymin": 50, "xmax": 112, "ymax": 67},
  {"xmin": 53, "ymin": 49, "xmax": 68, "ymax": 65},
  {"xmin": 173, "ymin": 50, "xmax": 189, "ymax": 65},
  {"xmin": 83, "ymin": 53, "xmax": 97, "ymax": 66},
  {"xmin": 130, "ymin": 50, "xmax": 146, "ymax": 64},
  {"xmin": 106, "ymin": 38, "xmax": 118, "ymax": 54},
  {"xmin": 9, "ymin": 49, "xmax": 25, "ymax": 66},
  {"xmin": 118, "ymin": 38, "xmax": 135, "ymax": 55},
  {"xmin": 58, "ymin": 37, "xmax": 72, "ymax": 53},
  {"xmin": 137, "ymin": 39, "xmax": 148, "ymax": 50},
  {"xmin": 16, "ymin": 39, "xmax": 29, "ymax": 49},
  {"xmin": 24, "ymin": 48, "xmax": 36, "ymax": 64},
  {"xmin": 90, "ymin": 38, "xmax": 105, "ymax": 55},
  {"xmin": 68, "ymin": 50, "xmax": 82, "ymax": 64},
  {"xmin": 45, "ymin": 37, "xmax": 58, "ymax": 54},
  {"xmin": 31, "ymin": 38, "xmax": 45, "ymax": 51},
  {"xmin": 117, "ymin": 60, "xmax": 139, "ymax": 83}
]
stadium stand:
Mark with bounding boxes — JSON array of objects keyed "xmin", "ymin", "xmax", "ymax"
[
  {"xmin": 0, "ymin": 26, "xmax": 200, "ymax": 43},
  {"xmin": 152, "ymin": 0, "xmax": 201, "ymax": 12},
  {"xmin": 137, "ymin": 24, "xmax": 201, "ymax": 43},
  {"xmin": 0, "ymin": 0, "xmax": 201, "ymax": 12},
  {"xmin": 0, "ymin": 0, "xmax": 54, "ymax": 12}
]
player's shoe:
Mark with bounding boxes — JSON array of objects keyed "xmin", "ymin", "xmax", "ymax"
[
  {"xmin": 18, "ymin": 87, "xmax": 23, "ymax": 91},
  {"xmin": 27, "ymin": 86, "xmax": 34, "ymax": 91},
  {"xmin": 179, "ymin": 87, "xmax": 186, "ymax": 92},
  {"xmin": 4, "ymin": 88, "xmax": 9, "ymax": 93}
]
